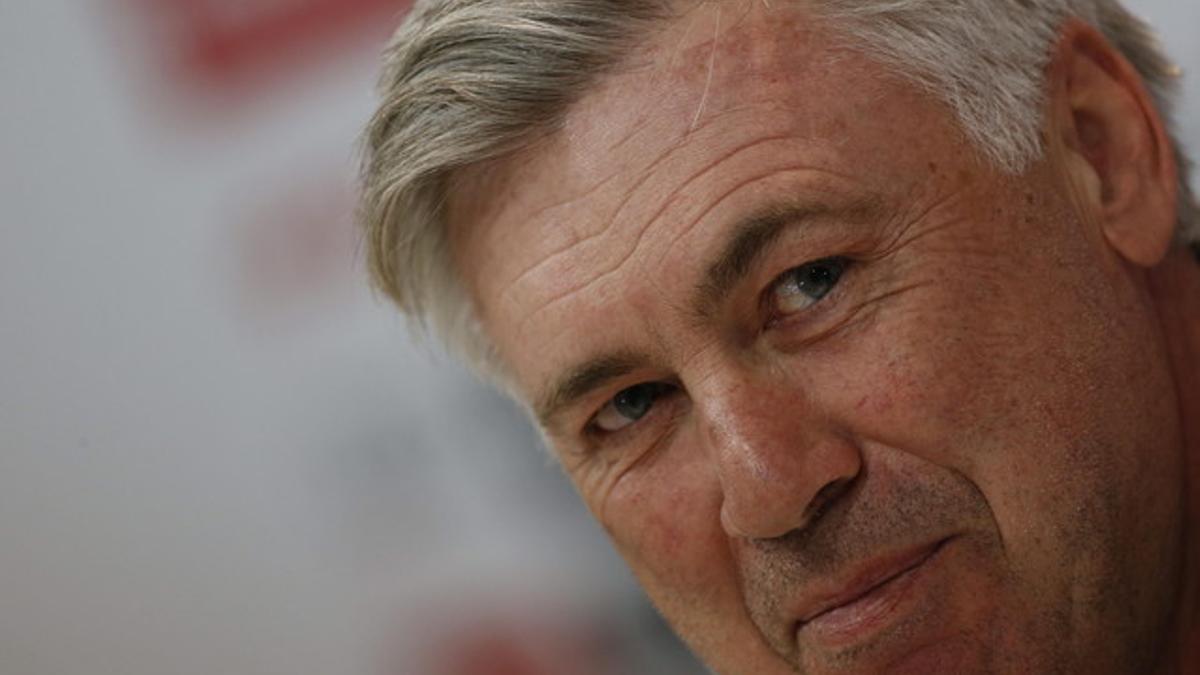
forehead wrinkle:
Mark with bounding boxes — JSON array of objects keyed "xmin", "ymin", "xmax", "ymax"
[
  {"xmin": 620, "ymin": 130, "xmax": 798, "ymax": 241},
  {"xmin": 510, "ymin": 131, "xmax": 812, "ymax": 339},
  {"xmin": 498, "ymin": 8, "xmax": 818, "ymax": 314},
  {"xmin": 563, "ymin": 15, "xmax": 813, "ymax": 250},
  {"xmin": 495, "ymin": 165, "xmax": 626, "ymax": 306},
  {"xmin": 452, "ymin": 142, "xmax": 627, "ymax": 324},
  {"xmin": 687, "ymin": 100, "xmax": 791, "ymax": 134},
  {"xmin": 497, "ymin": 110, "xmax": 686, "ymax": 326},
  {"xmin": 602, "ymin": 97, "xmax": 661, "ymax": 154},
  {"xmin": 512, "ymin": 203, "xmax": 658, "ymax": 340},
  {"xmin": 658, "ymin": 157, "xmax": 847, "ymax": 281}
]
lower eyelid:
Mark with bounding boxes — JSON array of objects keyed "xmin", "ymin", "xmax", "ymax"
[
  {"xmin": 593, "ymin": 402, "xmax": 638, "ymax": 433},
  {"xmin": 765, "ymin": 261, "xmax": 854, "ymax": 328},
  {"xmin": 586, "ymin": 386, "xmax": 685, "ymax": 446}
]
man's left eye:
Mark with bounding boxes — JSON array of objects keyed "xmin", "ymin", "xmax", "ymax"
[{"xmin": 769, "ymin": 256, "xmax": 849, "ymax": 317}]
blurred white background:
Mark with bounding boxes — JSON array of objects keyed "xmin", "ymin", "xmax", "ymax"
[{"xmin": 1, "ymin": 1, "xmax": 1196, "ymax": 674}]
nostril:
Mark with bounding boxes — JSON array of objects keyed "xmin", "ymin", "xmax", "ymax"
[{"xmin": 801, "ymin": 476, "xmax": 856, "ymax": 527}]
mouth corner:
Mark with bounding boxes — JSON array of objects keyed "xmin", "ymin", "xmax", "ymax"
[{"xmin": 791, "ymin": 534, "xmax": 956, "ymax": 650}]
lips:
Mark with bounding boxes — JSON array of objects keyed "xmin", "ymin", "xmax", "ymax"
[{"xmin": 794, "ymin": 537, "xmax": 950, "ymax": 647}]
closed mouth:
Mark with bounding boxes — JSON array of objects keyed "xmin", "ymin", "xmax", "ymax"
[{"xmin": 795, "ymin": 536, "xmax": 952, "ymax": 648}]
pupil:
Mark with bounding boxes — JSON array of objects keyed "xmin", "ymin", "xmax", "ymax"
[
  {"xmin": 614, "ymin": 384, "xmax": 656, "ymax": 420},
  {"xmin": 799, "ymin": 259, "xmax": 844, "ymax": 298}
]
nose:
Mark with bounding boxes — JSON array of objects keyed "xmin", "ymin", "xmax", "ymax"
[{"xmin": 699, "ymin": 370, "xmax": 862, "ymax": 540}]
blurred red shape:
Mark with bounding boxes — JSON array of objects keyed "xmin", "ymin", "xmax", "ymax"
[
  {"xmin": 129, "ymin": 0, "xmax": 410, "ymax": 85},
  {"xmin": 414, "ymin": 610, "xmax": 618, "ymax": 675},
  {"xmin": 437, "ymin": 628, "xmax": 552, "ymax": 675}
]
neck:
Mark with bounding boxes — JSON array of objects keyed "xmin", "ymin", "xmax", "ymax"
[{"xmin": 1148, "ymin": 245, "xmax": 1200, "ymax": 673}]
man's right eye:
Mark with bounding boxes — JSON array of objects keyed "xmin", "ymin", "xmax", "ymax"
[{"xmin": 591, "ymin": 382, "xmax": 674, "ymax": 433}]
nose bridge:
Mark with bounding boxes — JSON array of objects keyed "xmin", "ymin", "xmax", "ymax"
[{"xmin": 699, "ymin": 365, "xmax": 861, "ymax": 540}]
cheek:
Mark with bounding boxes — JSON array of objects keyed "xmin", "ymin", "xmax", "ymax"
[
  {"xmin": 595, "ymin": 445, "xmax": 731, "ymax": 598},
  {"xmin": 584, "ymin": 440, "xmax": 792, "ymax": 671},
  {"xmin": 827, "ymin": 254, "xmax": 1091, "ymax": 500},
  {"xmin": 807, "ymin": 193, "xmax": 1183, "ymax": 645},
  {"xmin": 809, "ymin": 186, "xmax": 1098, "ymax": 468}
]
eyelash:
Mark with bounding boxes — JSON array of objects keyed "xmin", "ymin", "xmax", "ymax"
[
  {"xmin": 761, "ymin": 256, "xmax": 854, "ymax": 329},
  {"xmin": 581, "ymin": 256, "xmax": 854, "ymax": 446},
  {"xmin": 580, "ymin": 392, "xmax": 681, "ymax": 462}
]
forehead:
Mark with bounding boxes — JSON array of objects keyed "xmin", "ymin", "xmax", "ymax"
[{"xmin": 447, "ymin": 3, "xmax": 951, "ymax": 400}]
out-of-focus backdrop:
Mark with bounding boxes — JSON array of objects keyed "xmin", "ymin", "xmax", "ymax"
[{"xmin": 1, "ymin": 2, "xmax": 1196, "ymax": 674}]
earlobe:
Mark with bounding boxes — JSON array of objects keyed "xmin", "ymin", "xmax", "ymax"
[{"xmin": 1048, "ymin": 20, "xmax": 1178, "ymax": 268}]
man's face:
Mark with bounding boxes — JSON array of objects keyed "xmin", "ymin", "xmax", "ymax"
[{"xmin": 449, "ymin": 5, "xmax": 1185, "ymax": 673}]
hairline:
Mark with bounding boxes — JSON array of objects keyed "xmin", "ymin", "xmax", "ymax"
[{"xmin": 360, "ymin": 0, "xmax": 1199, "ymax": 390}]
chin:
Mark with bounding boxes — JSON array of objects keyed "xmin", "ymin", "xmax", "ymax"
[{"xmin": 874, "ymin": 639, "xmax": 992, "ymax": 675}]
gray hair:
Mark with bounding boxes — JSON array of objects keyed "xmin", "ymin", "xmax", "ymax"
[{"xmin": 359, "ymin": 0, "xmax": 1198, "ymax": 376}]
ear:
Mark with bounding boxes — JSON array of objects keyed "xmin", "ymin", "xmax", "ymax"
[{"xmin": 1046, "ymin": 19, "xmax": 1178, "ymax": 268}]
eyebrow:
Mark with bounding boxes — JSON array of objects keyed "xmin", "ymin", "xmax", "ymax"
[
  {"xmin": 535, "ymin": 351, "xmax": 645, "ymax": 429},
  {"xmin": 533, "ymin": 197, "xmax": 881, "ymax": 430},
  {"xmin": 690, "ymin": 202, "xmax": 832, "ymax": 322}
]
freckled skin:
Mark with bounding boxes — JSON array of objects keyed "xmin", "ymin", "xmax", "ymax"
[{"xmin": 447, "ymin": 5, "xmax": 1198, "ymax": 674}]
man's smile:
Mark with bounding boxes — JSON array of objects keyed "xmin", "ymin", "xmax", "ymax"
[{"xmin": 794, "ymin": 536, "xmax": 952, "ymax": 651}]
